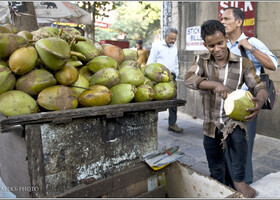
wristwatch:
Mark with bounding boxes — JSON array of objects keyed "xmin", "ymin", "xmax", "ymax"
[{"xmin": 250, "ymin": 46, "xmax": 256, "ymax": 53}]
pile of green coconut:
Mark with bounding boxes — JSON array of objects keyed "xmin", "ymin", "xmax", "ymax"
[{"xmin": 0, "ymin": 24, "xmax": 176, "ymax": 117}]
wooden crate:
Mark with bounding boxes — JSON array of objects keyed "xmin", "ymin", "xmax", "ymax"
[
  {"xmin": 53, "ymin": 161, "xmax": 243, "ymax": 198},
  {"xmin": 162, "ymin": 162, "xmax": 244, "ymax": 198},
  {"xmin": 0, "ymin": 100, "xmax": 186, "ymax": 197}
]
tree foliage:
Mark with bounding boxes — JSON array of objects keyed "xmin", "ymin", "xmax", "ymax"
[
  {"xmin": 109, "ymin": 1, "xmax": 161, "ymax": 47},
  {"xmin": 76, "ymin": 1, "xmax": 121, "ymax": 19},
  {"xmin": 75, "ymin": 1, "xmax": 121, "ymax": 40},
  {"xmin": 76, "ymin": 1, "xmax": 161, "ymax": 48}
]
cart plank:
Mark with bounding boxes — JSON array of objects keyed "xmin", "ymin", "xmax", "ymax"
[
  {"xmin": 0, "ymin": 99, "xmax": 186, "ymax": 129},
  {"xmin": 56, "ymin": 163, "xmax": 153, "ymax": 198}
]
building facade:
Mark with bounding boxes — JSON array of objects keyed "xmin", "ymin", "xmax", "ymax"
[{"xmin": 164, "ymin": 1, "xmax": 280, "ymax": 139}]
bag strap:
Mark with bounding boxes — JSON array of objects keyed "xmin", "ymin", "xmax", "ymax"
[
  {"xmin": 240, "ymin": 46, "xmax": 248, "ymax": 58},
  {"xmin": 239, "ymin": 37, "xmax": 250, "ymax": 58},
  {"xmin": 239, "ymin": 37, "xmax": 266, "ymax": 74},
  {"xmin": 260, "ymin": 66, "xmax": 265, "ymax": 74}
]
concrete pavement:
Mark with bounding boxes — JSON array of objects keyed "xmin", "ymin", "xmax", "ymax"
[{"xmin": 157, "ymin": 110, "xmax": 280, "ymax": 184}]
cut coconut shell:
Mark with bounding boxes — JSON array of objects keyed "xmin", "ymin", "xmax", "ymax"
[{"xmin": 224, "ymin": 90, "xmax": 255, "ymax": 122}]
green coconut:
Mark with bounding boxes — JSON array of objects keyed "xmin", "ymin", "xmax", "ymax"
[
  {"xmin": 3, "ymin": 24, "xmax": 18, "ymax": 34},
  {"xmin": 145, "ymin": 63, "xmax": 173, "ymax": 83},
  {"xmin": 224, "ymin": 90, "xmax": 255, "ymax": 122},
  {"xmin": 71, "ymin": 74, "xmax": 90, "ymax": 96},
  {"xmin": 102, "ymin": 44, "xmax": 124, "ymax": 64},
  {"xmin": 135, "ymin": 84, "xmax": 154, "ymax": 102},
  {"xmin": 0, "ymin": 25, "xmax": 11, "ymax": 33},
  {"xmin": 110, "ymin": 83, "xmax": 137, "ymax": 105},
  {"xmin": 37, "ymin": 85, "xmax": 78, "ymax": 111},
  {"xmin": 16, "ymin": 69, "xmax": 57, "ymax": 96},
  {"xmin": 55, "ymin": 63, "xmax": 79, "ymax": 85},
  {"xmin": 94, "ymin": 41, "xmax": 103, "ymax": 55},
  {"xmin": 31, "ymin": 27, "xmax": 60, "ymax": 40},
  {"xmin": 60, "ymin": 27, "xmax": 82, "ymax": 43},
  {"xmin": 0, "ymin": 65, "xmax": 16, "ymax": 94},
  {"xmin": 78, "ymin": 66, "xmax": 94, "ymax": 81},
  {"xmin": 153, "ymin": 82, "xmax": 176, "ymax": 100},
  {"xmin": 78, "ymin": 85, "xmax": 111, "ymax": 107},
  {"xmin": 87, "ymin": 55, "xmax": 118, "ymax": 73},
  {"xmin": 71, "ymin": 38, "xmax": 99, "ymax": 62},
  {"xmin": 119, "ymin": 65, "xmax": 145, "ymax": 86},
  {"xmin": 35, "ymin": 37, "xmax": 71, "ymax": 71},
  {"xmin": 69, "ymin": 56, "xmax": 78, "ymax": 61},
  {"xmin": 67, "ymin": 60, "xmax": 83, "ymax": 68},
  {"xmin": 142, "ymin": 77, "xmax": 154, "ymax": 88},
  {"xmin": 0, "ymin": 33, "xmax": 27, "ymax": 59},
  {"xmin": 0, "ymin": 90, "xmax": 38, "ymax": 116},
  {"xmin": 123, "ymin": 48, "xmax": 138, "ymax": 61},
  {"xmin": 140, "ymin": 65, "xmax": 146, "ymax": 74},
  {"xmin": 89, "ymin": 68, "xmax": 120, "ymax": 88},
  {"xmin": 119, "ymin": 60, "xmax": 140, "ymax": 70},
  {"xmin": 17, "ymin": 31, "xmax": 33, "ymax": 40},
  {"xmin": 0, "ymin": 60, "xmax": 8, "ymax": 67},
  {"xmin": 8, "ymin": 46, "xmax": 38, "ymax": 75}
]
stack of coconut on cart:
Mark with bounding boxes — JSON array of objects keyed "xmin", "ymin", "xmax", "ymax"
[{"xmin": 0, "ymin": 25, "xmax": 177, "ymax": 116}]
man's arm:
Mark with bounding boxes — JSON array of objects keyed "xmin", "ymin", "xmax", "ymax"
[
  {"xmin": 245, "ymin": 88, "xmax": 268, "ymax": 121},
  {"xmin": 146, "ymin": 43, "xmax": 157, "ymax": 65},
  {"xmin": 185, "ymin": 55, "xmax": 230, "ymax": 98},
  {"xmin": 238, "ymin": 38, "xmax": 277, "ymax": 71},
  {"xmin": 198, "ymin": 80, "xmax": 231, "ymax": 100}
]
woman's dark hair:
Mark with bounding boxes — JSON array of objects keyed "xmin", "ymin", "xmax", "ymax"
[
  {"xmin": 224, "ymin": 7, "xmax": 244, "ymax": 28},
  {"xmin": 200, "ymin": 19, "xmax": 226, "ymax": 41}
]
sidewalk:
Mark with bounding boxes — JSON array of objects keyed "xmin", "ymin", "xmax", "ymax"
[{"xmin": 158, "ymin": 110, "xmax": 280, "ymax": 196}]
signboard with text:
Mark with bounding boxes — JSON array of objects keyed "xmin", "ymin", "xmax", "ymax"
[
  {"xmin": 218, "ymin": 1, "xmax": 255, "ymax": 37},
  {"xmin": 186, "ymin": 26, "xmax": 207, "ymax": 51}
]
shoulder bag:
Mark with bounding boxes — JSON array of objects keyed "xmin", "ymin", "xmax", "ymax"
[{"xmin": 240, "ymin": 44, "xmax": 276, "ymax": 110}]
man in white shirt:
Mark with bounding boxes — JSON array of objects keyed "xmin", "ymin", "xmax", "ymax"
[
  {"xmin": 147, "ymin": 27, "xmax": 183, "ymax": 133},
  {"xmin": 221, "ymin": 7, "xmax": 278, "ymax": 187}
]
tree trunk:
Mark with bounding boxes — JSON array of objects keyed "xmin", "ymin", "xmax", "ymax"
[{"xmin": 10, "ymin": 2, "xmax": 38, "ymax": 32}]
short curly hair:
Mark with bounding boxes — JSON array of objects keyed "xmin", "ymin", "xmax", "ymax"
[{"xmin": 200, "ymin": 20, "xmax": 226, "ymax": 41}]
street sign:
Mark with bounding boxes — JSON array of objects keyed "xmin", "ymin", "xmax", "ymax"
[{"xmin": 186, "ymin": 26, "xmax": 207, "ymax": 51}]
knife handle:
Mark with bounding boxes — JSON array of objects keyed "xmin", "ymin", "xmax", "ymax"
[{"xmin": 166, "ymin": 146, "xmax": 179, "ymax": 155}]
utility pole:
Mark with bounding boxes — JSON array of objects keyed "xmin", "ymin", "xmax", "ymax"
[{"xmin": 161, "ymin": 1, "xmax": 172, "ymax": 40}]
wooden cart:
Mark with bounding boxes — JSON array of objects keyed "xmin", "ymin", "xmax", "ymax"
[
  {"xmin": 0, "ymin": 99, "xmax": 186, "ymax": 197},
  {"xmin": 0, "ymin": 99, "xmax": 243, "ymax": 198}
]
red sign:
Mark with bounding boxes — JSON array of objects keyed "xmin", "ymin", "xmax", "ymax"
[
  {"xmin": 99, "ymin": 40, "xmax": 129, "ymax": 49},
  {"xmin": 218, "ymin": 1, "xmax": 255, "ymax": 37},
  {"xmin": 95, "ymin": 21, "xmax": 110, "ymax": 29}
]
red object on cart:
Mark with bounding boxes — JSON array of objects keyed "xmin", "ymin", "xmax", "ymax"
[{"xmin": 100, "ymin": 40, "xmax": 129, "ymax": 49}]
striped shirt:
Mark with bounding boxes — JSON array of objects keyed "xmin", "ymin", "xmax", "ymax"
[{"xmin": 185, "ymin": 50, "xmax": 266, "ymax": 139}]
